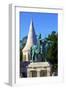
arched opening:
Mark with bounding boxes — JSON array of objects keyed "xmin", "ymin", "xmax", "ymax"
[
  {"xmin": 30, "ymin": 70, "xmax": 37, "ymax": 77},
  {"xmin": 40, "ymin": 70, "xmax": 47, "ymax": 77}
]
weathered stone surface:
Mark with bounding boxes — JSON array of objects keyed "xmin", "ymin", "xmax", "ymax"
[
  {"xmin": 27, "ymin": 62, "xmax": 51, "ymax": 77},
  {"xmin": 27, "ymin": 62, "xmax": 50, "ymax": 68}
]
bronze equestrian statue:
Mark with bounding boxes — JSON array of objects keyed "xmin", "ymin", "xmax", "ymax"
[{"xmin": 30, "ymin": 34, "xmax": 46, "ymax": 62}]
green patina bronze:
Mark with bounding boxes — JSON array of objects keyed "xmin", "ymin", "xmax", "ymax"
[{"xmin": 30, "ymin": 34, "xmax": 44, "ymax": 62}]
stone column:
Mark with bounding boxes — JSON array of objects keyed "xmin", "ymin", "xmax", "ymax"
[
  {"xmin": 27, "ymin": 69, "xmax": 29, "ymax": 77},
  {"xmin": 37, "ymin": 69, "xmax": 40, "ymax": 77},
  {"xmin": 47, "ymin": 67, "xmax": 51, "ymax": 76},
  {"xmin": 27, "ymin": 69, "xmax": 32, "ymax": 77}
]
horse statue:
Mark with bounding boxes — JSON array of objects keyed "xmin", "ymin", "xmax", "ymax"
[{"xmin": 30, "ymin": 34, "xmax": 45, "ymax": 62}]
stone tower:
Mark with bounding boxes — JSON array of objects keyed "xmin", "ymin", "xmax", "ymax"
[{"xmin": 22, "ymin": 20, "xmax": 37, "ymax": 61}]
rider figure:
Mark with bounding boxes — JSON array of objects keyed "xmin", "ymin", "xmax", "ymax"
[{"xmin": 38, "ymin": 34, "xmax": 42, "ymax": 54}]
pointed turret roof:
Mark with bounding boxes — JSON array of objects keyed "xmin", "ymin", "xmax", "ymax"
[{"xmin": 22, "ymin": 20, "xmax": 37, "ymax": 52}]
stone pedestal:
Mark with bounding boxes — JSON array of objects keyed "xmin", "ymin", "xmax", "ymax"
[{"xmin": 27, "ymin": 62, "xmax": 51, "ymax": 77}]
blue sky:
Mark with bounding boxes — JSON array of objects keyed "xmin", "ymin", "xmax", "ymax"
[{"xmin": 20, "ymin": 12, "xmax": 58, "ymax": 40}]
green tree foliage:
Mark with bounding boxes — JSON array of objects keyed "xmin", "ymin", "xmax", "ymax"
[
  {"xmin": 20, "ymin": 36, "xmax": 27, "ymax": 61},
  {"xmin": 46, "ymin": 31, "xmax": 58, "ymax": 64},
  {"xmin": 20, "ymin": 36, "xmax": 27, "ymax": 49},
  {"xmin": 20, "ymin": 48, "xmax": 23, "ymax": 61},
  {"xmin": 45, "ymin": 31, "xmax": 58, "ymax": 74}
]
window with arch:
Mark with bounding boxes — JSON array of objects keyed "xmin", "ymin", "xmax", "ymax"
[
  {"xmin": 40, "ymin": 70, "xmax": 47, "ymax": 77},
  {"xmin": 30, "ymin": 70, "xmax": 37, "ymax": 77}
]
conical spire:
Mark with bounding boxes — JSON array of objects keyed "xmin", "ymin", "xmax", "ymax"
[
  {"xmin": 22, "ymin": 19, "xmax": 37, "ymax": 51},
  {"xmin": 27, "ymin": 20, "xmax": 37, "ymax": 45}
]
